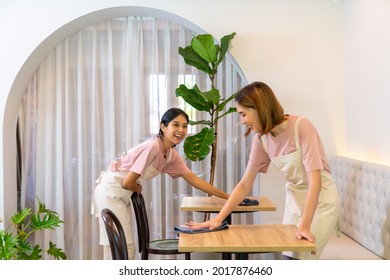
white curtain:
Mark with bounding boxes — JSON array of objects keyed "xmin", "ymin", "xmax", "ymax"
[{"xmin": 18, "ymin": 16, "xmax": 251, "ymax": 260}]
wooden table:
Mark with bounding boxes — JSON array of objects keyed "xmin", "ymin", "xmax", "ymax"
[
  {"xmin": 178, "ymin": 224, "xmax": 316, "ymax": 257},
  {"xmin": 180, "ymin": 196, "xmax": 278, "ymax": 259},
  {"xmin": 180, "ymin": 196, "xmax": 276, "ymax": 213}
]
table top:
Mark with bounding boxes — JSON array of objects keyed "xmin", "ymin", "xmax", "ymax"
[
  {"xmin": 178, "ymin": 224, "xmax": 316, "ymax": 253},
  {"xmin": 180, "ymin": 196, "xmax": 276, "ymax": 213}
]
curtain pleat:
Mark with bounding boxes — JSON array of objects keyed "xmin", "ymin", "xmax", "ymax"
[{"xmin": 18, "ymin": 16, "xmax": 249, "ymax": 260}]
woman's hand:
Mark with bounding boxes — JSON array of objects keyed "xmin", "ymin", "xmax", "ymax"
[
  {"xmin": 122, "ymin": 182, "xmax": 142, "ymax": 193},
  {"xmin": 123, "ymin": 171, "xmax": 141, "ymax": 192},
  {"xmin": 295, "ymin": 228, "xmax": 314, "ymax": 241},
  {"xmin": 185, "ymin": 218, "xmax": 223, "ymax": 231},
  {"xmin": 296, "ymin": 228, "xmax": 316, "ymax": 255},
  {"xmin": 133, "ymin": 182, "xmax": 142, "ymax": 193}
]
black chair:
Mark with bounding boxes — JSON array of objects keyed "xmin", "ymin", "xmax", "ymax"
[
  {"xmin": 101, "ymin": 208, "xmax": 129, "ymax": 260},
  {"xmin": 130, "ymin": 192, "xmax": 191, "ymax": 260}
]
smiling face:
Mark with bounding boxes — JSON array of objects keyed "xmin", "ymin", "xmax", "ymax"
[
  {"xmin": 236, "ymin": 103, "xmax": 261, "ymax": 133},
  {"xmin": 235, "ymin": 82, "xmax": 285, "ymax": 137},
  {"xmin": 160, "ymin": 114, "xmax": 188, "ymax": 147}
]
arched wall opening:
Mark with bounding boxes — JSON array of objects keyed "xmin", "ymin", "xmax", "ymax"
[{"xmin": 2, "ymin": 6, "xmax": 246, "ymax": 227}]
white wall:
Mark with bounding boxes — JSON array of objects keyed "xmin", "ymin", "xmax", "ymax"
[
  {"xmin": 344, "ymin": 0, "xmax": 390, "ymax": 165},
  {"xmin": 0, "ymin": 0, "xmax": 345, "ymax": 225}
]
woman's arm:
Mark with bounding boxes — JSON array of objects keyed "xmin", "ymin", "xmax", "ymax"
[
  {"xmin": 123, "ymin": 171, "xmax": 142, "ymax": 193},
  {"xmin": 296, "ymin": 169, "xmax": 321, "ymax": 242},
  {"xmin": 181, "ymin": 172, "xmax": 229, "ymax": 199},
  {"xmin": 186, "ymin": 170, "xmax": 257, "ymax": 230}
]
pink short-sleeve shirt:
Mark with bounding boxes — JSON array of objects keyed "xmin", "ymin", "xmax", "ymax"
[
  {"xmin": 109, "ymin": 137, "xmax": 191, "ymax": 179},
  {"xmin": 246, "ymin": 115, "xmax": 330, "ymax": 174}
]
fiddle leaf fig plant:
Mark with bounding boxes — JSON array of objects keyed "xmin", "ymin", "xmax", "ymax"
[
  {"xmin": 176, "ymin": 32, "xmax": 237, "ymax": 185},
  {"xmin": 0, "ymin": 197, "xmax": 67, "ymax": 260}
]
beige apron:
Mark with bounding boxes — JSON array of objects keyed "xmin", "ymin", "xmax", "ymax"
[
  {"xmin": 261, "ymin": 117, "xmax": 340, "ymax": 259},
  {"xmin": 92, "ymin": 139, "xmax": 172, "ymax": 246}
]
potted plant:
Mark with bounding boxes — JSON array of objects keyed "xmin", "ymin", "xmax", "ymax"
[
  {"xmin": 175, "ymin": 32, "xmax": 237, "ymax": 186},
  {"xmin": 0, "ymin": 197, "xmax": 67, "ymax": 260}
]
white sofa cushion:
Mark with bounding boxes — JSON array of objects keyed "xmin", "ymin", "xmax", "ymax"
[{"xmin": 328, "ymin": 155, "xmax": 390, "ymax": 259}]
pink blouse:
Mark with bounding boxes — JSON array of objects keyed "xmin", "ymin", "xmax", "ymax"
[
  {"xmin": 109, "ymin": 136, "xmax": 191, "ymax": 179},
  {"xmin": 246, "ymin": 115, "xmax": 330, "ymax": 174}
]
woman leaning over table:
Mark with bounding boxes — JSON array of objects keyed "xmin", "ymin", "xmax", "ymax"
[
  {"xmin": 92, "ymin": 108, "xmax": 229, "ymax": 260},
  {"xmin": 186, "ymin": 82, "xmax": 340, "ymax": 260}
]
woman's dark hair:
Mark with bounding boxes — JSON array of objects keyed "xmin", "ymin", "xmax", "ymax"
[
  {"xmin": 235, "ymin": 81, "xmax": 285, "ymax": 136},
  {"xmin": 159, "ymin": 108, "xmax": 189, "ymax": 138}
]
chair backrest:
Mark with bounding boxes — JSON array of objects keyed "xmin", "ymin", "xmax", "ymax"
[
  {"xmin": 131, "ymin": 192, "xmax": 150, "ymax": 253},
  {"xmin": 101, "ymin": 208, "xmax": 129, "ymax": 260}
]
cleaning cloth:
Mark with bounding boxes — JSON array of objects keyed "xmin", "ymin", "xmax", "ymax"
[
  {"xmin": 174, "ymin": 221, "xmax": 229, "ymax": 234},
  {"xmin": 239, "ymin": 198, "xmax": 259, "ymax": 206}
]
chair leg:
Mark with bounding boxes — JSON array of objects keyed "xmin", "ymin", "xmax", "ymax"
[
  {"xmin": 142, "ymin": 251, "xmax": 149, "ymax": 260},
  {"xmin": 185, "ymin": 253, "xmax": 191, "ymax": 260}
]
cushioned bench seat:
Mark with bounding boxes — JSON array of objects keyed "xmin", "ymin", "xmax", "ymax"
[
  {"xmin": 261, "ymin": 155, "xmax": 389, "ymax": 260},
  {"xmin": 321, "ymin": 231, "xmax": 382, "ymax": 260},
  {"xmin": 319, "ymin": 155, "xmax": 390, "ymax": 260}
]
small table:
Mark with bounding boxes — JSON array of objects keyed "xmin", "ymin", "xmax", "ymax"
[
  {"xmin": 180, "ymin": 196, "xmax": 276, "ymax": 214},
  {"xmin": 180, "ymin": 196, "xmax": 277, "ymax": 259},
  {"xmin": 178, "ymin": 224, "xmax": 315, "ymax": 257}
]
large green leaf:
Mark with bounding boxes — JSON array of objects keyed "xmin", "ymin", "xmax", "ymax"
[
  {"xmin": 216, "ymin": 91, "xmax": 238, "ymax": 112},
  {"xmin": 184, "ymin": 127, "xmax": 215, "ymax": 161},
  {"xmin": 189, "ymin": 119, "xmax": 212, "ymax": 126},
  {"xmin": 178, "ymin": 46, "xmax": 213, "ymax": 75},
  {"xmin": 17, "ymin": 244, "xmax": 42, "ymax": 260},
  {"xmin": 191, "ymin": 34, "xmax": 218, "ymax": 63},
  {"xmin": 203, "ymin": 87, "xmax": 221, "ymax": 105},
  {"xmin": 30, "ymin": 212, "xmax": 63, "ymax": 231},
  {"xmin": 10, "ymin": 208, "xmax": 31, "ymax": 225},
  {"xmin": 216, "ymin": 32, "xmax": 236, "ymax": 66},
  {"xmin": 176, "ymin": 84, "xmax": 212, "ymax": 112},
  {"xmin": 37, "ymin": 197, "xmax": 60, "ymax": 216},
  {"xmin": 47, "ymin": 241, "xmax": 67, "ymax": 260},
  {"xmin": 0, "ymin": 231, "xmax": 18, "ymax": 260},
  {"xmin": 31, "ymin": 198, "xmax": 64, "ymax": 231}
]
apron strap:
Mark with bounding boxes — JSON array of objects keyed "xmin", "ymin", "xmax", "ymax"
[
  {"xmin": 294, "ymin": 116, "xmax": 305, "ymax": 151},
  {"xmin": 260, "ymin": 134, "xmax": 269, "ymax": 155},
  {"xmin": 260, "ymin": 116, "xmax": 306, "ymax": 154}
]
